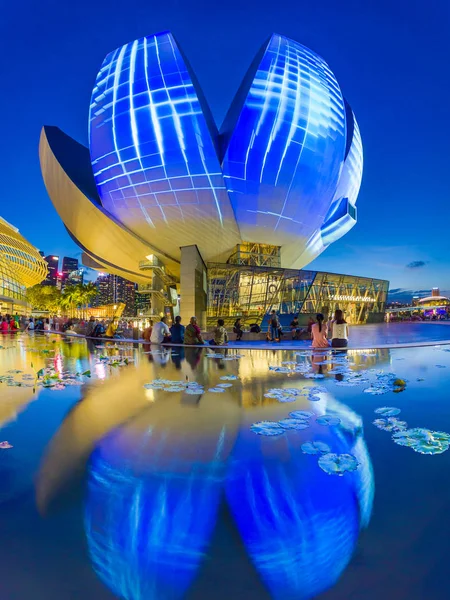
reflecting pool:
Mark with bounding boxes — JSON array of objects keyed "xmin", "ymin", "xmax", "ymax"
[{"xmin": 1, "ymin": 333, "xmax": 450, "ymax": 599}]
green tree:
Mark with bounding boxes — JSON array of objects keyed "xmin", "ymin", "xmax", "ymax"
[{"xmin": 25, "ymin": 285, "xmax": 62, "ymax": 313}]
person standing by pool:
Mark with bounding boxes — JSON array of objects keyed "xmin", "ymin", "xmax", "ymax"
[
  {"xmin": 269, "ymin": 310, "xmax": 280, "ymax": 342},
  {"xmin": 311, "ymin": 313, "xmax": 329, "ymax": 348},
  {"xmin": 331, "ymin": 309, "xmax": 349, "ymax": 348},
  {"xmin": 185, "ymin": 316, "xmax": 204, "ymax": 345},
  {"xmin": 233, "ymin": 318, "xmax": 243, "ymax": 341},
  {"xmin": 150, "ymin": 317, "xmax": 171, "ymax": 344},
  {"xmin": 170, "ymin": 315, "xmax": 185, "ymax": 344},
  {"xmin": 0, "ymin": 317, "xmax": 9, "ymax": 333}
]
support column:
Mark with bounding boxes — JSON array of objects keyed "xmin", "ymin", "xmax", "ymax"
[{"xmin": 180, "ymin": 245, "xmax": 208, "ymax": 331}]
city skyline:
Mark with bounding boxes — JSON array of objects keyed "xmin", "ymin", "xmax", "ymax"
[{"xmin": 1, "ymin": 0, "xmax": 449, "ymax": 296}]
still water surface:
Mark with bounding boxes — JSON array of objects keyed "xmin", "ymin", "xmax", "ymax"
[{"xmin": 1, "ymin": 333, "xmax": 450, "ymax": 599}]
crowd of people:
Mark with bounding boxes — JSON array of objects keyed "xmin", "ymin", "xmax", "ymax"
[
  {"xmin": 137, "ymin": 310, "xmax": 350, "ymax": 348},
  {"xmin": 1, "ymin": 307, "xmax": 350, "ymax": 349}
]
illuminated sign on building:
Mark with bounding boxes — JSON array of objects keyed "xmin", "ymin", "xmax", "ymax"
[{"xmin": 332, "ymin": 295, "xmax": 375, "ymax": 303}]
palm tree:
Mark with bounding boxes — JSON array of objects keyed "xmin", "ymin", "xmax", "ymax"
[
  {"xmin": 78, "ymin": 282, "xmax": 98, "ymax": 318},
  {"xmin": 60, "ymin": 285, "xmax": 79, "ymax": 318}
]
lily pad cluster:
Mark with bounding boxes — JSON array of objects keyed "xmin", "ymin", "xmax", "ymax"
[
  {"xmin": 263, "ymin": 384, "xmax": 326, "ymax": 404},
  {"xmin": 206, "ymin": 353, "xmax": 244, "ymax": 361},
  {"xmin": 144, "ymin": 378, "xmax": 205, "ymax": 394},
  {"xmin": 372, "ymin": 407, "xmax": 450, "ymax": 455},
  {"xmin": 251, "ymin": 409, "xmax": 315, "ymax": 436},
  {"xmin": 251, "ymin": 408, "xmax": 342, "ymax": 437},
  {"xmin": 363, "ymin": 373, "xmax": 407, "ymax": 395},
  {"xmin": 96, "ymin": 355, "xmax": 133, "ymax": 368},
  {"xmin": 392, "ymin": 428, "xmax": 450, "ymax": 455}
]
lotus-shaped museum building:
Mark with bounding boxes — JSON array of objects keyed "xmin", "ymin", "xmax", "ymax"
[{"xmin": 40, "ymin": 32, "xmax": 387, "ymax": 325}]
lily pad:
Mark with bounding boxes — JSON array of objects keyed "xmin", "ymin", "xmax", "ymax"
[
  {"xmin": 301, "ymin": 441, "xmax": 331, "ymax": 455},
  {"xmin": 316, "ymin": 415, "xmax": 341, "ymax": 426},
  {"xmin": 373, "ymin": 417, "xmax": 408, "ymax": 432},
  {"xmin": 318, "ymin": 453, "xmax": 359, "ymax": 476},
  {"xmin": 374, "ymin": 407, "xmax": 401, "ymax": 417},
  {"xmin": 392, "ymin": 428, "xmax": 450, "ymax": 455},
  {"xmin": 278, "ymin": 418, "xmax": 310, "ymax": 430},
  {"xmin": 289, "ymin": 410, "xmax": 314, "ymax": 419},
  {"xmin": 250, "ymin": 421, "xmax": 284, "ymax": 436}
]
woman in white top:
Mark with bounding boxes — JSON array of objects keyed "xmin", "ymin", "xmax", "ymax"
[{"xmin": 331, "ymin": 309, "xmax": 349, "ymax": 348}]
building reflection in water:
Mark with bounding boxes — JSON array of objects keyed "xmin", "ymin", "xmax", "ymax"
[
  {"xmin": 78, "ymin": 349, "xmax": 378, "ymax": 600},
  {"xmin": 226, "ymin": 393, "xmax": 374, "ymax": 599},
  {"xmin": 84, "ymin": 393, "xmax": 240, "ymax": 600}
]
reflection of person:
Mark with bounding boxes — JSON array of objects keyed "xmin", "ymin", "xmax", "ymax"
[
  {"xmin": 185, "ymin": 317, "xmax": 204, "ymax": 345},
  {"xmin": 184, "ymin": 347, "xmax": 203, "ymax": 369},
  {"xmin": 171, "ymin": 347, "xmax": 185, "ymax": 369},
  {"xmin": 311, "ymin": 314, "xmax": 329, "ymax": 348},
  {"xmin": 150, "ymin": 317, "xmax": 170, "ymax": 344},
  {"xmin": 331, "ymin": 309, "xmax": 349, "ymax": 349}
]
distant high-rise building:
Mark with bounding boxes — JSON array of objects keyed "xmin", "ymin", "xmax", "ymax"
[
  {"xmin": 67, "ymin": 268, "xmax": 84, "ymax": 286},
  {"xmin": 95, "ymin": 273, "xmax": 111, "ymax": 306},
  {"xmin": 432, "ymin": 287, "xmax": 440, "ymax": 297},
  {"xmin": 135, "ymin": 291, "xmax": 152, "ymax": 317},
  {"xmin": 43, "ymin": 255, "xmax": 59, "ymax": 286},
  {"xmin": 94, "ymin": 273, "xmax": 136, "ymax": 316},
  {"xmin": 62, "ymin": 257, "xmax": 78, "ymax": 284}
]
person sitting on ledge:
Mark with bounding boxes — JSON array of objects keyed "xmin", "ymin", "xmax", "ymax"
[
  {"xmin": 170, "ymin": 315, "xmax": 185, "ymax": 344},
  {"xmin": 311, "ymin": 313, "xmax": 329, "ymax": 348},
  {"xmin": 142, "ymin": 319, "xmax": 153, "ymax": 342},
  {"xmin": 210, "ymin": 319, "xmax": 228, "ymax": 346},
  {"xmin": 331, "ymin": 309, "xmax": 349, "ymax": 349},
  {"xmin": 150, "ymin": 316, "xmax": 171, "ymax": 344},
  {"xmin": 184, "ymin": 316, "xmax": 204, "ymax": 345},
  {"xmin": 85, "ymin": 316, "xmax": 97, "ymax": 337},
  {"xmin": 290, "ymin": 316, "xmax": 302, "ymax": 340}
]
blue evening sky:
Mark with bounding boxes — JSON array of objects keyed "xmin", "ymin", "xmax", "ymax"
[{"xmin": 1, "ymin": 0, "xmax": 449, "ymax": 299}]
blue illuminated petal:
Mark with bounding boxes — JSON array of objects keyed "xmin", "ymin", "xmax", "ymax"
[
  {"xmin": 89, "ymin": 32, "xmax": 240, "ymax": 262},
  {"xmin": 226, "ymin": 402, "xmax": 374, "ymax": 599},
  {"xmin": 221, "ymin": 33, "xmax": 347, "ymax": 266},
  {"xmin": 85, "ymin": 421, "xmax": 228, "ymax": 600}
]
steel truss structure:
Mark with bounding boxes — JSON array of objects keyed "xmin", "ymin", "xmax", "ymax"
[{"xmin": 207, "ymin": 263, "xmax": 388, "ymax": 328}]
